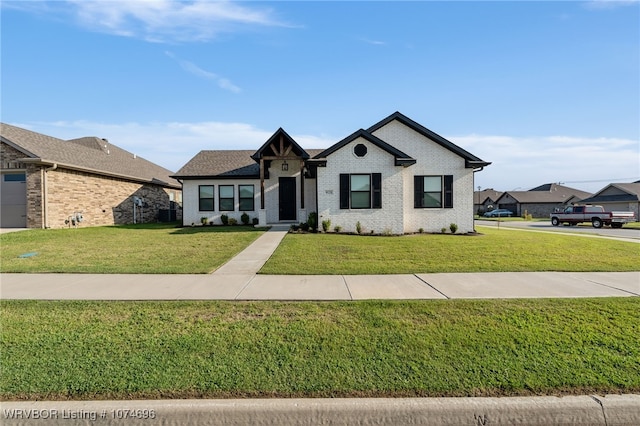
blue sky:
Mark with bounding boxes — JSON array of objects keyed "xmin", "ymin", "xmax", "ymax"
[{"xmin": 2, "ymin": 0, "xmax": 639, "ymax": 193}]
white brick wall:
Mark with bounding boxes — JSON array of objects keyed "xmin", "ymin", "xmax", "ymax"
[
  {"xmin": 182, "ymin": 178, "xmax": 260, "ymax": 226},
  {"xmin": 374, "ymin": 121, "xmax": 475, "ymax": 233},
  {"xmin": 316, "ymin": 120, "xmax": 477, "ymax": 235},
  {"xmin": 182, "ymin": 158, "xmax": 317, "ymax": 226},
  {"xmin": 317, "ymin": 137, "xmax": 405, "ymax": 234}
]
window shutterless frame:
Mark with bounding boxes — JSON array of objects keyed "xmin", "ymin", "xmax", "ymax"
[
  {"xmin": 219, "ymin": 185, "xmax": 234, "ymax": 211},
  {"xmin": 198, "ymin": 185, "xmax": 215, "ymax": 211},
  {"xmin": 239, "ymin": 185, "xmax": 255, "ymax": 211}
]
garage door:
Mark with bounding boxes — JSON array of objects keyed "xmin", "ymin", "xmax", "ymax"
[{"xmin": 1, "ymin": 172, "xmax": 27, "ymax": 227}]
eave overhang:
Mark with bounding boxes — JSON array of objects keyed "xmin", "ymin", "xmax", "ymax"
[{"xmin": 19, "ymin": 157, "xmax": 181, "ymax": 189}]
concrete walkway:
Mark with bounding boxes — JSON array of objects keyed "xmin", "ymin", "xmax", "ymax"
[{"xmin": 1, "ymin": 226, "xmax": 639, "ymax": 300}]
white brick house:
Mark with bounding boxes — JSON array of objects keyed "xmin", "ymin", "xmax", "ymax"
[{"xmin": 174, "ymin": 112, "xmax": 490, "ymax": 234}]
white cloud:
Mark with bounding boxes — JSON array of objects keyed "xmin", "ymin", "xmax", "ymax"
[
  {"xmin": 583, "ymin": 0, "xmax": 640, "ymax": 10},
  {"xmin": 451, "ymin": 134, "xmax": 640, "ymax": 193},
  {"xmin": 358, "ymin": 37, "xmax": 387, "ymax": 46},
  {"xmin": 11, "ymin": 120, "xmax": 640, "ymax": 193},
  {"xmin": 165, "ymin": 51, "xmax": 241, "ymax": 93},
  {"xmin": 15, "ymin": 120, "xmax": 337, "ymax": 173},
  {"xmin": 6, "ymin": 0, "xmax": 292, "ymax": 43}
]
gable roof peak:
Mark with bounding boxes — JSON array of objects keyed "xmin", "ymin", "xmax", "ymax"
[
  {"xmin": 251, "ymin": 127, "xmax": 310, "ymax": 162},
  {"xmin": 314, "ymin": 128, "xmax": 416, "ymax": 167},
  {"xmin": 367, "ymin": 111, "xmax": 490, "ymax": 169}
]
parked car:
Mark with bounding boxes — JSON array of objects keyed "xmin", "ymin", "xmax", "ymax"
[{"xmin": 483, "ymin": 209, "xmax": 514, "ymax": 217}]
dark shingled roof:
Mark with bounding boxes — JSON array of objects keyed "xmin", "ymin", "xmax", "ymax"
[
  {"xmin": 174, "ymin": 150, "xmax": 260, "ymax": 178},
  {"xmin": 497, "ymin": 183, "xmax": 592, "ymax": 204},
  {"xmin": 1, "ymin": 123, "xmax": 180, "ymax": 188},
  {"xmin": 580, "ymin": 183, "xmax": 640, "ymax": 204},
  {"xmin": 174, "ymin": 149, "xmax": 326, "ymax": 179}
]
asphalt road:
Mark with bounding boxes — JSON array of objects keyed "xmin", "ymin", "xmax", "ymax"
[{"xmin": 475, "ymin": 219, "xmax": 640, "ymax": 241}]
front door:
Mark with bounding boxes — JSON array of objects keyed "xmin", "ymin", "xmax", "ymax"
[{"xmin": 279, "ymin": 177, "xmax": 296, "ymax": 221}]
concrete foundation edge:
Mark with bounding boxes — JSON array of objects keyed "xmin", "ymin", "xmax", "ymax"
[{"xmin": 2, "ymin": 395, "xmax": 639, "ymax": 425}]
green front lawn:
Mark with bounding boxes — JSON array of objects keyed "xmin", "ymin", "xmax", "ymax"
[
  {"xmin": 0, "ymin": 223, "xmax": 264, "ymax": 274},
  {"xmin": 260, "ymin": 226, "xmax": 639, "ymax": 274},
  {"xmin": 2, "ymin": 298, "xmax": 638, "ymax": 400}
]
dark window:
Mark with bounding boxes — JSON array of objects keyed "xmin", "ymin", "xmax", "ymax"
[
  {"xmin": 354, "ymin": 143, "xmax": 368, "ymax": 157},
  {"xmin": 199, "ymin": 185, "xmax": 214, "ymax": 211},
  {"xmin": 339, "ymin": 173, "xmax": 382, "ymax": 209},
  {"xmin": 239, "ymin": 185, "xmax": 255, "ymax": 211},
  {"xmin": 219, "ymin": 185, "xmax": 234, "ymax": 211},
  {"xmin": 3, "ymin": 173, "xmax": 26, "ymax": 182},
  {"xmin": 414, "ymin": 175, "xmax": 453, "ymax": 208}
]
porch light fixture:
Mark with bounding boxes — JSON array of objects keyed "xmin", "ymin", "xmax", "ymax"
[{"xmin": 282, "ymin": 160, "xmax": 288, "ymax": 171}]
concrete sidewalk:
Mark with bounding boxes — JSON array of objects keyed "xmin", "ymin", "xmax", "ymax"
[{"xmin": 1, "ymin": 224, "xmax": 638, "ymax": 300}]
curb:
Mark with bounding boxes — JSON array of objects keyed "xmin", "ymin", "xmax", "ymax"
[{"xmin": 2, "ymin": 395, "xmax": 639, "ymax": 425}]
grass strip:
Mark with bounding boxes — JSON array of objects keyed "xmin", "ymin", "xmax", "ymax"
[
  {"xmin": 1, "ymin": 298, "xmax": 638, "ymax": 400},
  {"xmin": 260, "ymin": 226, "xmax": 639, "ymax": 274},
  {"xmin": 0, "ymin": 223, "xmax": 264, "ymax": 274}
]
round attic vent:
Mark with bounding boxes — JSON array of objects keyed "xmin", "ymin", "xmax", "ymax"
[{"xmin": 354, "ymin": 143, "xmax": 367, "ymax": 157}]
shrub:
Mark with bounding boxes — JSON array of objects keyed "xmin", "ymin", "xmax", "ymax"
[
  {"xmin": 220, "ymin": 214, "xmax": 229, "ymax": 226},
  {"xmin": 356, "ymin": 221, "xmax": 362, "ymax": 234},
  {"xmin": 418, "ymin": 228, "xmax": 424, "ymax": 234},
  {"xmin": 449, "ymin": 223, "xmax": 458, "ymax": 234},
  {"xmin": 334, "ymin": 225, "xmax": 342, "ymax": 233},
  {"xmin": 321, "ymin": 219, "xmax": 331, "ymax": 232},
  {"xmin": 382, "ymin": 228, "xmax": 392, "ymax": 236},
  {"xmin": 228, "ymin": 218, "xmax": 238, "ymax": 226},
  {"xmin": 308, "ymin": 212, "xmax": 318, "ymax": 232},
  {"xmin": 441, "ymin": 227, "xmax": 447, "ymax": 234},
  {"xmin": 252, "ymin": 217, "xmax": 259, "ymax": 225},
  {"xmin": 300, "ymin": 222, "xmax": 310, "ymax": 232},
  {"xmin": 241, "ymin": 212, "xmax": 250, "ymax": 225},
  {"xmin": 200, "ymin": 216, "xmax": 208, "ymax": 225}
]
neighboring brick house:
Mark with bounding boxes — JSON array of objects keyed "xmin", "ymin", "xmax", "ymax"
[
  {"xmin": 473, "ymin": 188, "xmax": 503, "ymax": 215},
  {"xmin": 174, "ymin": 112, "xmax": 490, "ymax": 234},
  {"xmin": 495, "ymin": 183, "xmax": 592, "ymax": 218},
  {"xmin": 1, "ymin": 123, "xmax": 181, "ymax": 228},
  {"xmin": 579, "ymin": 182, "xmax": 640, "ymax": 220}
]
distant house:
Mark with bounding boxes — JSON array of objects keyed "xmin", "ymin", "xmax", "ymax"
[
  {"xmin": 495, "ymin": 183, "xmax": 592, "ymax": 218},
  {"xmin": 579, "ymin": 182, "xmax": 640, "ymax": 220},
  {"xmin": 473, "ymin": 188, "xmax": 503, "ymax": 214},
  {"xmin": 1, "ymin": 123, "xmax": 181, "ymax": 228},
  {"xmin": 173, "ymin": 112, "xmax": 490, "ymax": 234}
]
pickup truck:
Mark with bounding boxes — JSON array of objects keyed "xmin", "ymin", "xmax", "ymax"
[{"xmin": 550, "ymin": 205, "xmax": 636, "ymax": 228}]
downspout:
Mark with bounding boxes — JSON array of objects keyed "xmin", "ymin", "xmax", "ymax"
[
  {"xmin": 43, "ymin": 163, "xmax": 58, "ymax": 229},
  {"xmin": 472, "ymin": 167, "xmax": 484, "ymax": 233}
]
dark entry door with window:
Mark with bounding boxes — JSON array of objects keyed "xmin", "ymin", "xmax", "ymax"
[{"xmin": 279, "ymin": 177, "xmax": 296, "ymax": 221}]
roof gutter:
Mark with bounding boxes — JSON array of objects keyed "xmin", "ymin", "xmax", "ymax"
[{"xmin": 18, "ymin": 158, "xmax": 180, "ymax": 189}]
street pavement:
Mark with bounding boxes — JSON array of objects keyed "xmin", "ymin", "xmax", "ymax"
[{"xmin": 1, "ymin": 225, "xmax": 639, "ymax": 300}]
